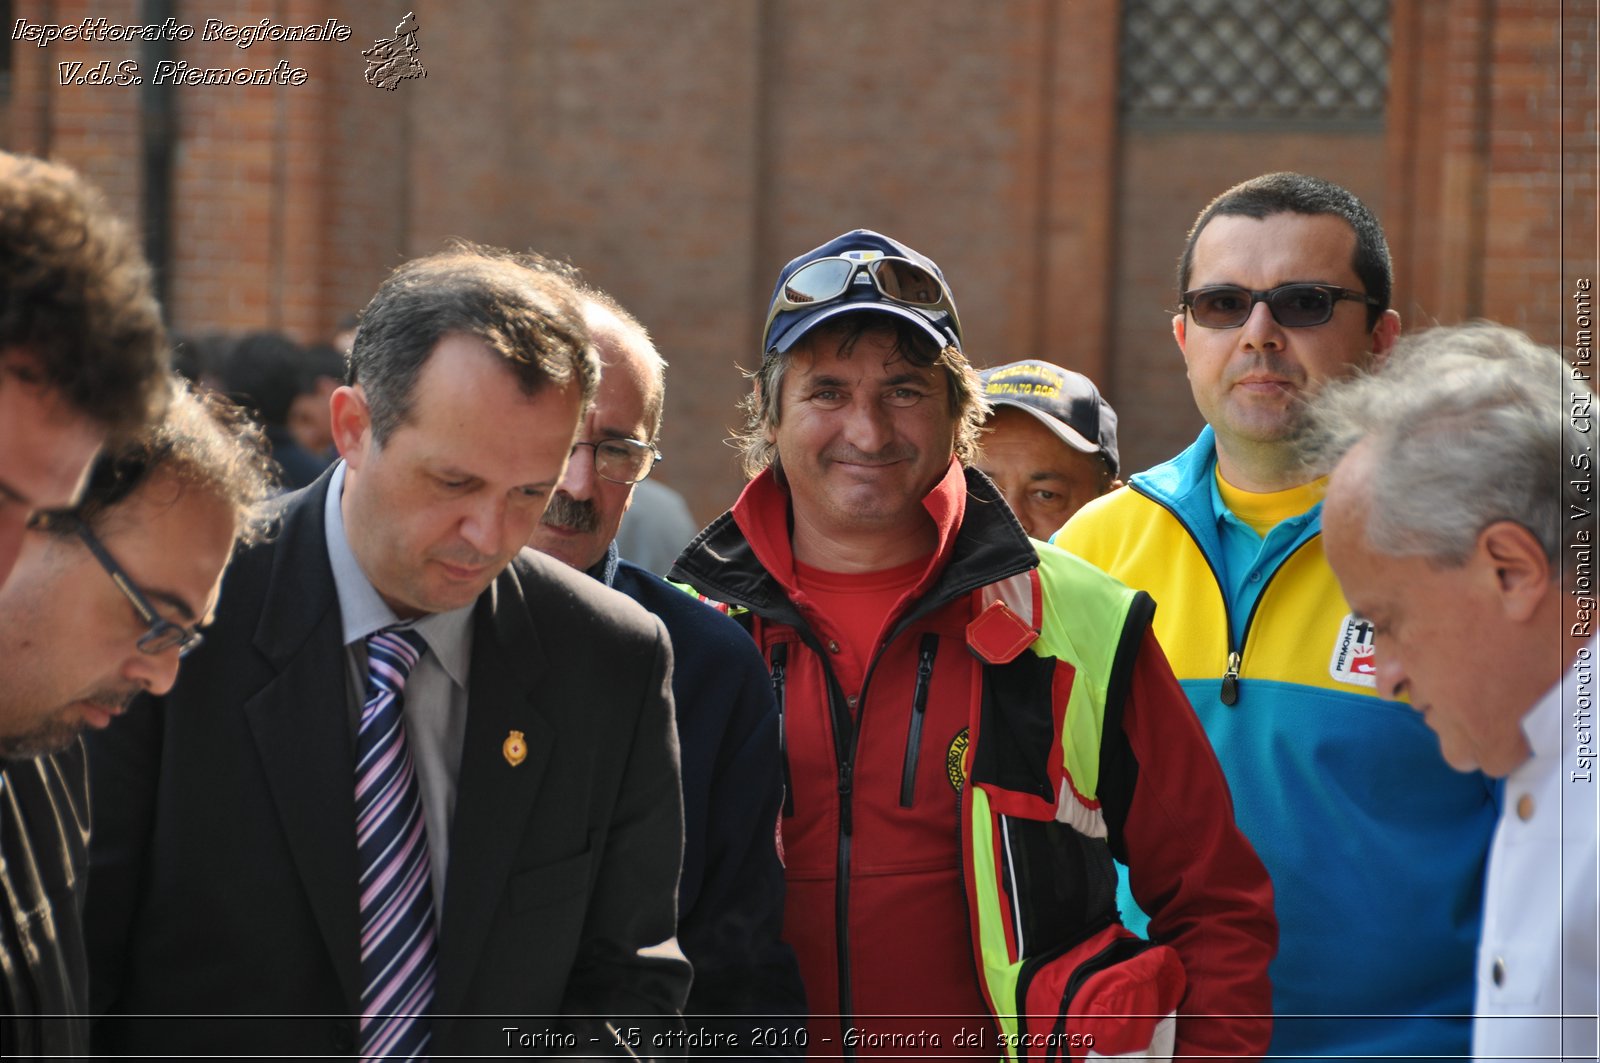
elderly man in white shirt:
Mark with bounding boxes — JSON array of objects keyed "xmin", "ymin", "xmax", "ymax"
[{"xmin": 1307, "ymin": 321, "xmax": 1598, "ymax": 1062}]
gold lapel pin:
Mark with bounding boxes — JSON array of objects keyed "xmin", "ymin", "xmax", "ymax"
[{"xmin": 503, "ymin": 729, "xmax": 528, "ymax": 767}]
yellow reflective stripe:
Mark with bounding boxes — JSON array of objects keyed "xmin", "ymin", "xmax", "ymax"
[
  {"xmin": 967, "ymin": 786, "xmax": 1023, "ymax": 1059},
  {"xmin": 966, "ymin": 546, "xmax": 1136, "ymax": 1059},
  {"xmin": 1031, "ymin": 543, "xmax": 1135, "ymax": 801}
]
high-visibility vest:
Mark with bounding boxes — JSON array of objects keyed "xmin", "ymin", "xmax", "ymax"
[{"xmin": 687, "ymin": 544, "xmax": 1186, "ymax": 1060}]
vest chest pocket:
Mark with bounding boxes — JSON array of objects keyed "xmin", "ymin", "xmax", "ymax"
[{"xmin": 970, "ymin": 651, "xmax": 1061, "ymax": 813}]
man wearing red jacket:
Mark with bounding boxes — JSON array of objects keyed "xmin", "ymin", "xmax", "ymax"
[{"xmin": 670, "ymin": 229, "xmax": 1276, "ymax": 1059}]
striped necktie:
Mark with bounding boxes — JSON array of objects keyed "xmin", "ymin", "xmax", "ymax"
[{"xmin": 356, "ymin": 626, "xmax": 439, "ymax": 1060}]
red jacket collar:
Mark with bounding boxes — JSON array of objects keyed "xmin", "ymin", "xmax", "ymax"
[{"xmin": 729, "ymin": 456, "xmax": 969, "ymax": 602}]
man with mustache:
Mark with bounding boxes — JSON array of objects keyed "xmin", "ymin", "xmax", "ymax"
[
  {"xmin": 529, "ymin": 288, "xmax": 807, "ymax": 1052},
  {"xmin": 84, "ymin": 247, "xmax": 691, "ymax": 1057},
  {"xmin": 1057, "ymin": 173, "xmax": 1499, "ymax": 1060},
  {"xmin": 671, "ymin": 229, "xmax": 1274, "ymax": 1058},
  {"xmin": 0, "ymin": 382, "xmax": 275, "ymax": 1056}
]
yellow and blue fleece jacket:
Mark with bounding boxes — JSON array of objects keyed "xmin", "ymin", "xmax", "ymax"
[{"xmin": 1056, "ymin": 426, "xmax": 1498, "ymax": 1063}]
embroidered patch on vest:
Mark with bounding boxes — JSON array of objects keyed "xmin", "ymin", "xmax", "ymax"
[
  {"xmin": 1328, "ymin": 613, "xmax": 1378, "ymax": 687},
  {"xmin": 946, "ymin": 727, "xmax": 970, "ymax": 793}
]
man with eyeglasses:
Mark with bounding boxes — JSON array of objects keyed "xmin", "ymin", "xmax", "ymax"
[
  {"xmin": 0, "ymin": 382, "xmax": 274, "ymax": 1057},
  {"xmin": 1057, "ymin": 172, "xmax": 1498, "ymax": 1060},
  {"xmin": 671, "ymin": 229, "xmax": 1274, "ymax": 1059},
  {"xmin": 529, "ymin": 288, "xmax": 808, "ymax": 1051},
  {"xmin": 83, "ymin": 247, "xmax": 691, "ymax": 1057},
  {"xmin": 0, "ymin": 151, "xmax": 170, "ymax": 590}
]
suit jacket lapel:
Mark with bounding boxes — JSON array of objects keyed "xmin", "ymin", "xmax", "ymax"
[
  {"xmin": 242, "ymin": 470, "xmax": 364, "ymax": 1008},
  {"xmin": 434, "ymin": 563, "xmax": 554, "ymax": 1014}
]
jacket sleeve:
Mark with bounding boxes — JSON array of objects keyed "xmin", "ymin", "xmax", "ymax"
[
  {"xmin": 558, "ymin": 619, "xmax": 695, "ymax": 1056},
  {"xmin": 1102, "ymin": 628, "xmax": 1277, "ymax": 1058},
  {"xmin": 676, "ymin": 630, "xmax": 808, "ymax": 1056}
]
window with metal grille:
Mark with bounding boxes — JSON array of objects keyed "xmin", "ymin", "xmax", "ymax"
[{"xmin": 1120, "ymin": 0, "xmax": 1389, "ymax": 129}]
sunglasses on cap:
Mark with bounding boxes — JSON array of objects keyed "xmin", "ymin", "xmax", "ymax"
[
  {"xmin": 1181, "ymin": 283, "xmax": 1382, "ymax": 329},
  {"xmin": 764, "ymin": 254, "xmax": 963, "ymax": 348}
]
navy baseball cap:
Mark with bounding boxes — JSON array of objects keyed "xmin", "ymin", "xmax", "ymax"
[
  {"xmin": 763, "ymin": 229, "xmax": 962, "ymax": 355},
  {"xmin": 981, "ymin": 360, "xmax": 1120, "ymax": 479}
]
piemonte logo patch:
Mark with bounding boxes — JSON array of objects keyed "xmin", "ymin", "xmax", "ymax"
[{"xmin": 1328, "ymin": 613, "xmax": 1378, "ymax": 688}]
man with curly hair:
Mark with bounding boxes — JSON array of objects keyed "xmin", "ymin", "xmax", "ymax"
[
  {"xmin": 0, "ymin": 151, "xmax": 169, "ymax": 586},
  {"xmin": 0, "ymin": 382, "xmax": 276, "ymax": 1055},
  {"xmin": 670, "ymin": 229, "xmax": 1275, "ymax": 1059}
]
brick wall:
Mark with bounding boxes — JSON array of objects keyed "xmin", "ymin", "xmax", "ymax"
[
  {"xmin": 9, "ymin": 0, "xmax": 144, "ymax": 208},
  {"xmin": 1386, "ymin": 0, "xmax": 1594, "ymax": 345},
  {"xmin": 417, "ymin": 0, "xmax": 768, "ymax": 504},
  {"xmin": 5, "ymin": 0, "xmax": 1591, "ymax": 519}
]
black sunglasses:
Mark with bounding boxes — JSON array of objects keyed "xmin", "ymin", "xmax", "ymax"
[
  {"xmin": 35, "ymin": 512, "xmax": 205, "ymax": 657},
  {"xmin": 1181, "ymin": 283, "xmax": 1381, "ymax": 329}
]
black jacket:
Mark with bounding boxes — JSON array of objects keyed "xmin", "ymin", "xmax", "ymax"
[
  {"xmin": 84, "ymin": 469, "xmax": 691, "ymax": 1056},
  {"xmin": 594, "ymin": 547, "xmax": 807, "ymax": 1055}
]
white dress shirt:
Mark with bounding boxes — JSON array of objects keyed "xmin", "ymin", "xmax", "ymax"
[{"xmin": 1473, "ymin": 638, "xmax": 1599, "ymax": 1061}]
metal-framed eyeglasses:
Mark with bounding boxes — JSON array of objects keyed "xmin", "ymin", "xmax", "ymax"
[
  {"xmin": 33, "ymin": 510, "xmax": 205, "ymax": 657},
  {"xmin": 570, "ymin": 437, "xmax": 662, "ymax": 485}
]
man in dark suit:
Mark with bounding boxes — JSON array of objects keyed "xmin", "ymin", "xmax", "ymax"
[
  {"xmin": 530, "ymin": 287, "xmax": 808, "ymax": 1056},
  {"xmin": 85, "ymin": 246, "xmax": 691, "ymax": 1057}
]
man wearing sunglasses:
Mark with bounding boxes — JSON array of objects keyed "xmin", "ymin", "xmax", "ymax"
[
  {"xmin": 83, "ymin": 248, "xmax": 691, "ymax": 1057},
  {"xmin": 1058, "ymin": 173, "xmax": 1498, "ymax": 1060},
  {"xmin": 530, "ymin": 288, "xmax": 807, "ymax": 1049},
  {"xmin": 0, "ymin": 151, "xmax": 170, "ymax": 590},
  {"xmin": 671, "ymin": 229, "xmax": 1274, "ymax": 1059},
  {"xmin": 0, "ymin": 382, "xmax": 275, "ymax": 1057}
]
